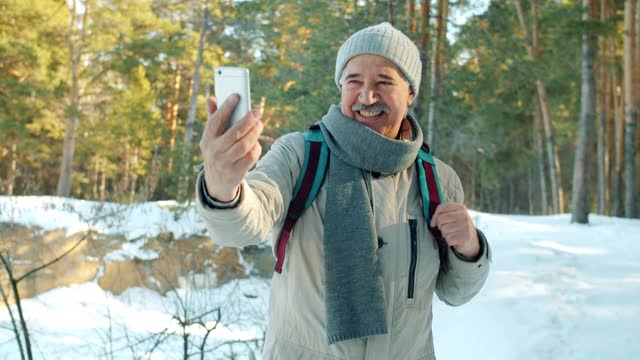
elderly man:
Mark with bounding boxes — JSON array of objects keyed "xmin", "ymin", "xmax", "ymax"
[{"xmin": 197, "ymin": 22, "xmax": 490, "ymax": 360}]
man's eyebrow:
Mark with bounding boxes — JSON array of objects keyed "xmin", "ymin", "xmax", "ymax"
[{"xmin": 343, "ymin": 73, "xmax": 399, "ymax": 81}]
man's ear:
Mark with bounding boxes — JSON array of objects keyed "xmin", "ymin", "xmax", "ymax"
[{"xmin": 408, "ymin": 90, "xmax": 415, "ymax": 106}]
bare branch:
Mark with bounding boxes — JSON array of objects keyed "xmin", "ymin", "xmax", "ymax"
[
  {"xmin": 0, "ymin": 252, "xmax": 33, "ymax": 360},
  {"xmin": 0, "ymin": 282, "xmax": 25, "ymax": 360},
  {"xmin": 16, "ymin": 232, "xmax": 91, "ymax": 284}
]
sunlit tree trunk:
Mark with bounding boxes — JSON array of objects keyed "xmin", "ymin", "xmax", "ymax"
[
  {"xmin": 129, "ymin": 146, "xmax": 139, "ymax": 201},
  {"xmin": 6, "ymin": 142, "xmax": 16, "ymax": 196},
  {"xmin": 99, "ymin": 161, "xmax": 106, "ymax": 201},
  {"xmin": 91, "ymin": 156, "xmax": 99, "ymax": 199},
  {"xmin": 166, "ymin": 64, "xmax": 182, "ymax": 173},
  {"xmin": 58, "ymin": 0, "xmax": 88, "ymax": 198},
  {"xmin": 407, "ymin": 0, "xmax": 416, "ymax": 33},
  {"xmin": 535, "ymin": 102, "xmax": 548, "ymax": 215},
  {"xmin": 179, "ymin": 0, "xmax": 209, "ymax": 200},
  {"xmin": 120, "ymin": 142, "xmax": 131, "ymax": 200},
  {"xmin": 571, "ymin": 0, "xmax": 597, "ymax": 223},
  {"xmin": 427, "ymin": 0, "xmax": 448, "ymax": 152},
  {"xmin": 623, "ymin": 0, "xmax": 637, "ymax": 217},
  {"xmin": 515, "ymin": 0, "xmax": 565, "ymax": 213}
]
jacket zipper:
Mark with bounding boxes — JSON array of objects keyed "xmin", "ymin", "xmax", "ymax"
[{"xmin": 408, "ymin": 218, "xmax": 418, "ymax": 303}]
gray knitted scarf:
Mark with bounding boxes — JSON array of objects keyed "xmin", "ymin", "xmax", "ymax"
[{"xmin": 318, "ymin": 104, "xmax": 423, "ymax": 344}]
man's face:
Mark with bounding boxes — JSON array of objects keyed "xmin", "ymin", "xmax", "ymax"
[{"xmin": 339, "ymin": 54, "xmax": 414, "ymax": 139}]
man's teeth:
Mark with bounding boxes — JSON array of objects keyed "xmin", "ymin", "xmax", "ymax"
[{"xmin": 358, "ymin": 109, "xmax": 383, "ymax": 118}]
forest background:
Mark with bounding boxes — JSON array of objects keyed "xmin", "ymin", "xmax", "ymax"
[{"xmin": 2, "ymin": 0, "xmax": 639, "ymax": 223}]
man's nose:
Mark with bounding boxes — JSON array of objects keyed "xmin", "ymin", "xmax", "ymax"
[{"xmin": 358, "ymin": 85, "xmax": 377, "ymax": 104}]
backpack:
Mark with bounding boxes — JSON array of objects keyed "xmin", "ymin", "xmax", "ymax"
[{"xmin": 274, "ymin": 125, "xmax": 450, "ymax": 274}]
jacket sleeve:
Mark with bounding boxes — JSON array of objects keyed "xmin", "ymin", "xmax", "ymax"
[
  {"xmin": 194, "ymin": 132, "xmax": 304, "ymax": 248},
  {"xmin": 434, "ymin": 163, "xmax": 491, "ymax": 306}
]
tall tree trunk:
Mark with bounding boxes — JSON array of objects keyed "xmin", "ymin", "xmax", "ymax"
[
  {"xmin": 144, "ymin": 145, "xmax": 161, "ymax": 201},
  {"xmin": 613, "ymin": 68, "xmax": 624, "ymax": 216},
  {"xmin": 179, "ymin": 0, "xmax": 210, "ymax": 200},
  {"xmin": 420, "ymin": 0, "xmax": 431, "ymax": 51},
  {"xmin": 91, "ymin": 156, "xmax": 99, "ymax": 199},
  {"xmin": 121, "ymin": 142, "xmax": 131, "ymax": 200},
  {"xmin": 58, "ymin": 0, "xmax": 88, "ymax": 197},
  {"xmin": 528, "ymin": 168, "xmax": 534, "ymax": 214},
  {"xmin": 99, "ymin": 160, "xmax": 106, "ymax": 201},
  {"xmin": 623, "ymin": 0, "xmax": 637, "ymax": 217},
  {"xmin": 535, "ymin": 102, "xmax": 548, "ymax": 215},
  {"xmin": 427, "ymin": 0, "xmax": 448, "ymax": 152},
  {"xmin": 388, "ymin": 0, "xmax": 395, "ymax": 25},
  {"xmin": 509, "ymin": 176, "xmax": 515, "ymax": 213},
  {"xmin": 597, "ymin": 78, "xmax": 608, "ymax": 215},
  {"xmin": 606, "ymin": 72, "xmax": 615, "ymax": 215},
  {"xmin": 6, "ymin": 142, "xmax": 16, "ymax": 196},
  {"xmin": 365, "ymin": 0, "xmax": 373, "ymax": 22},
  {"xmin": 407, "ymin": 0, "xmax": 416, "ymax": 33},
  {"xmin": 571, "ymin": 0, "xmax": 597, "ymax": 223},
  {"xmin": 414, "ymin": 0, "xmax": 431, "ymax": 121},
  {"xmin": 537, "ymin": 83, "xmax": 564, "ymax": 213},
  {"xmin": 167, "ymin": 64, "xmax": 182, "ymax": 173},
  {"xmin": 129, "ymin": 146, "xmax": 139, "ymax": 201},
  {"xmin": 515, "ymin": 0, "xmax": 565, "ymax": 213},
  {"xmin": 636, "ymin": 0, "xmax": 640, "ymax": 207},
  {"xmin": 597, "ymin": 0, "xmax": 608, "ymax": 215}
]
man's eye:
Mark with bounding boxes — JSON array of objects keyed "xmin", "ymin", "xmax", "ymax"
[{"xmin": 378, "ymin": 81, "xmax": 392, "ymax": 86}]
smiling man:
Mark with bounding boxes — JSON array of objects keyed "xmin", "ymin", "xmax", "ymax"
[{"xmin": 196, "ymin": 22, "xmax": 491, "ymax": 360}]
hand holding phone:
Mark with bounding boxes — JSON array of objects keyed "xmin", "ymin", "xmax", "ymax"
[
  {"xmin": 214, "ymin": 67, "xmax": 251, "ymax": 130},
  {"xmin": 199, "ymin": 67, "xmax": 263, "ymax": 202}
]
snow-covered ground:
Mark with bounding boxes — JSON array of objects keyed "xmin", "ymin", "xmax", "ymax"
[{"xmin": 0, "ymin": 196, "xmax": 639, "ymax": 359}]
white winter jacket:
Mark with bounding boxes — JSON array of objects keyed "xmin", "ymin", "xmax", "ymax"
[{"xmin": 196, "ymin": 131, "xmax": 491, "ymax": 360}]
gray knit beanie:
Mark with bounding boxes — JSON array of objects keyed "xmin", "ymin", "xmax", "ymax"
[{"xmin": 335, "ymin": 22, "xmax": 422, "ymax": 96}]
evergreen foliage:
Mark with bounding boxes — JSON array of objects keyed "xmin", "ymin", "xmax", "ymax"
[{"xmin": 1, "ymin": 0, "xmax": 638, "ymax": 217}]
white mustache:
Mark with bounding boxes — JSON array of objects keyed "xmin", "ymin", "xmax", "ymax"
[{"xmin": 352, "ymin": 103, "xmax": 390, "ymax": 113}]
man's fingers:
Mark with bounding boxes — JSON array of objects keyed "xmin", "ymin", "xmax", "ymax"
[
  {"xmin": 430, "ymin": 202, "xmax": 464, "ymax": 227},
  {"xmin": 433, "ymin": 213, "xmax": 461, "ymax": 227},
  {"xmin": 227, "ymin": 120, "xmax": 263, "ymax": 160},
  {"xmin": 207, "ymin": 96, "xmax": 218, "ymax": 116},
  {"xmin": 234, "ymin": 142, "xmax": 262, "ymax": 172},
  {"xmin": 205, "ymin": 94, "xmax": 240, "ymax": 139},
  {"xmin": 200, "ymin": 97, "xmax": 219, "ymax": 144},
  {"xmin": 443, "ymin": 230, "xmax": 465, "ymax": 246},
  {"xmin": 219, "ymin": 108, "xmax": 262, "ymax": 151}
]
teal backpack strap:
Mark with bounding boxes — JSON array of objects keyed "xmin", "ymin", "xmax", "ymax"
[
  {"xmin": 274, "ymin": 125, "xmax": 329, "ymax": 273},
  {"xmin": 416, "ymin": 143, "xmax": 449, "ymax": 273}
]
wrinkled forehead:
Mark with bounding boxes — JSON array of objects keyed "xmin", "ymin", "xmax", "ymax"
[{"xmin": 340, "ymin": 54, "xmax": 409, "ymax": 83}]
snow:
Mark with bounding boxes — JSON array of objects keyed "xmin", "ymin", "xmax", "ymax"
[
  {"xmin": 1, "ymin": 196, "xmax": 640, "ymax": 359},
  {"xmin": 434, "ymin": 211, "xmax": 640, "ymax": 360},
  {"xmin": 0, "ymin": 196, "xmax": 208, "ymax": 241}
]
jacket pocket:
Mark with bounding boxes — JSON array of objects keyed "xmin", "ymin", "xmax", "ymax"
[{"xmin": 407, "ymin": 217, "xmax": 418, "ymax": 303}]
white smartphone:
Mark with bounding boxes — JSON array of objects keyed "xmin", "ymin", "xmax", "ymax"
[{"xmin": 214, "ymin": 67, "xmax": 251, "ymax": 129}]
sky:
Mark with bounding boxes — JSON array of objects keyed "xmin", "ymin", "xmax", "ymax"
[
  {"xmin": 449, "ymin": 0, "xmax": 491, "ymax": 42},
  {"xmin": 0, "ymin": 195, "xmax": 639, "ymax": 359}
]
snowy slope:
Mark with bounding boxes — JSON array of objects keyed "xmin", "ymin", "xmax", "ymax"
[
  {"xmin": 0, "ymin": 196, "xmax": 639, "ymax": 359},
  {"xmin": 437, "ymin": 212, "xmax": 640, "ymax": 360}
]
